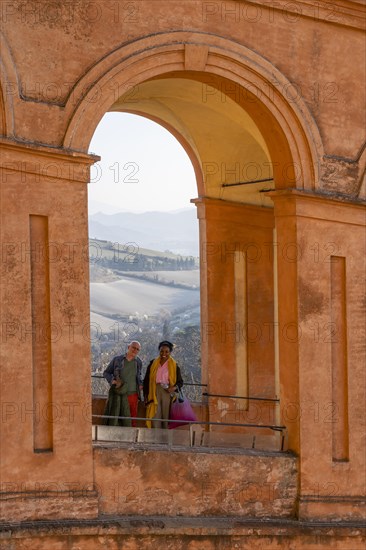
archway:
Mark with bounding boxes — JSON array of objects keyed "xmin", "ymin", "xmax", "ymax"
[
  {"xmin": 88, "ymin": 111, "xmax": 201, "ymax": 400},
  {"xmin": 63, "ymin": 31, "xmax": 322, "ymax": 434}
]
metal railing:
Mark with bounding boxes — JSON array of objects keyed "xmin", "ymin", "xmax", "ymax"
[
  {"xmin": 91, "ymin": 374, "xmax": 207, "ymax": 402},
  {"xmin": 91, "ymin": 375, "xmax": 286, "ymax": 451},
  {"xmin": 92, "ymin": 375, "xmax": 280, "ymax": 404},
  {"xmin": 202, "ymin": 392, "xmax": 279, "ymax": 403}
]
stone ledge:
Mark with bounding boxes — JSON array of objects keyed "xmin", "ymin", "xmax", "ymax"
[
  {"xmin": 92, "ymin": 440, "xmax": 293, "ymax": 458},
  {"xmin": 1, "ymin": 516, "xmax": 365, "ymax": 550},
  {"xmin": 1, "ymin": 514, "xmax": 365, "ymax": 536}
]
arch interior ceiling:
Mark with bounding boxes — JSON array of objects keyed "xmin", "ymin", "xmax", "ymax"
[{"xmin": 111, "ymin": 75, "xmax": 274, "ymax": 208}]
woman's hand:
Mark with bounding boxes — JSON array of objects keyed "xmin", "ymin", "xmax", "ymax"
[{"xmin": 167, "ymin": 385, "xmax": 176, "ymax": 393}]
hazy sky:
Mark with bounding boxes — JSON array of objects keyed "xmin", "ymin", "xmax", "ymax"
[{"xmin": 88, "ymin": 112, "xmax": 197, "ymax": 214}]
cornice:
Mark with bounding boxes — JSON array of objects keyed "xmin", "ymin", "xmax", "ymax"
[
  {"xmin": 0, "ymin": 137, "xmax": 99, "ymax": 165},
  {"xmin": 244, "ymin": 0, "xmax": 366, "ymax": 31},
  {"xmin": 0, "ymin": 137, "xmax": 100, "ymax": 183},
  {"xmin": 269, "ymin": 187, "xmax": 366, "ymax": 206},
  {"xmin": 269, "ymin": 188, "xmax": 366, "ymax": 226}
]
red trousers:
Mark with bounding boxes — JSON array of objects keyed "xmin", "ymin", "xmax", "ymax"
[{"xmin": 127, "ymin": 393, "xmax": 138, "ymax": 427}]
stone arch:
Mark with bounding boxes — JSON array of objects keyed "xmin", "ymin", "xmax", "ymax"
[{"xmin": 63, "ymin": 31, "xmax": 323, "ymax": 192}]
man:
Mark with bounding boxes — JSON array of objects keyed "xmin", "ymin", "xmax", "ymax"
[{"xmin": 103, "ymin": 341, "xmax": 143, "ymax": 426}]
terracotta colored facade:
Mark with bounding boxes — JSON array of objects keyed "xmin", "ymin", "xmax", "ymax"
[{"xmin": 0, "ymin": 1, "xmax": 365, "ymax": 547}]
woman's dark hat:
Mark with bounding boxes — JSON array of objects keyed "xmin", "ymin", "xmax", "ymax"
[{"xmin": 158, "ymin": 340, "xmax": 174, "ymax": 351}]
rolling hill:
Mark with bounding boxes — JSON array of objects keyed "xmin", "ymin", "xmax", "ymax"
[{"xmin": 88, "ymin": 208, "xmax": 199, "ymax": 256}]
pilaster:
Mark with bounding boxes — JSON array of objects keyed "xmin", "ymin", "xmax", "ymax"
[
  {"xmin": 0, "ymin": 139, "xmax": 99, "ymax": 520},
  {"xmin": 194, "ymin": 197, "xmax": 276, "ymax": 428},
  {"xmin": 271, "ymin": 189, "xmax": 366, "ymax": 520}
]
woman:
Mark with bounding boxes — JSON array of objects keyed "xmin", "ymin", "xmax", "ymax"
[{"xmin": 143, "ymin": 340, "xmax": 183, "ymax": 429}]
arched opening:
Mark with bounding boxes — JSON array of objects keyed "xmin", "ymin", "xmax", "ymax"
[
  {"xmin": 88, "ymin": 112, "xmax": 201, "ymax": 404},
  {"xmin": 63, "ymin": 33, "xmax": 321, "ymax": 445}
]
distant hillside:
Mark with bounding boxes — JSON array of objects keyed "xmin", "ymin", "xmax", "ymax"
[
  {"xmin": 89, "ymin": 237, "xmax": 200, "ymax": 332},
  {"xmin": 89, "ymin": 238, "xmax": 198, "ymax": 274},
  {"xmin": 88, "ymin": 208, "xmax": 199, "ymax": 256}
]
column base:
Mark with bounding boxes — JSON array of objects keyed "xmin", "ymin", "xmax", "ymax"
[{"xmin": 299, "ymin": 495, "xmax": 366, "ymax": 521}]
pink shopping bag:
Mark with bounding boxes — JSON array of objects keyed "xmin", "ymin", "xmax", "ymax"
[{"xmin": 169, "ymin": 395, "xmax": 197, "ymax": 429}]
